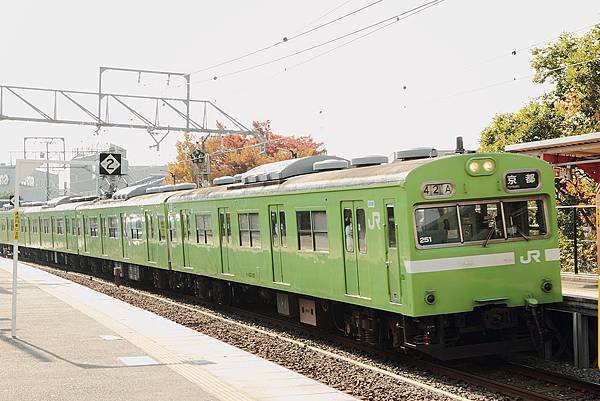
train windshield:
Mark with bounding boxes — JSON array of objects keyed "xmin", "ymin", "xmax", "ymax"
[{"xmin": 415, "ymin": 197, "xmax": 547, "ymax": 247}]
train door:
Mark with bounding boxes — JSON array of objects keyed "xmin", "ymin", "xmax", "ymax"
[
  {"xmin": 218, "ymin": 208, "xmax": 231, "ymax": 274},
  {"xmin": 269, "ymin": 205, "xmax": 287, "ymax": 283},
  {"xmin": 145, "ymin": 211, "xmax": 156, "ymax": 263},
  {"xmin": 120, "ymin": 213, "xmax": 129, "ymax": 259},
  {"xmin": 384, "ymin": 201, "xmax": 401, "ymax": 303},
  {"xmin": 341, "ymin": 201, "xmax": 369, "ymax": 297}
]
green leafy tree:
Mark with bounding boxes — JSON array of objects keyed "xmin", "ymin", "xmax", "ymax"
[{"xmin": 479, "ymin": 25, "xmax": 600, "ymax": 151}]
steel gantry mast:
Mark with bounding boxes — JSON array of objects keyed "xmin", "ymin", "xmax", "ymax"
[{"xmin": 0, "ymin": 66, "xmax": 262, "ymax": 150}]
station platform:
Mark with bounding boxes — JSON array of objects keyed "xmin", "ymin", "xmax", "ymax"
[
  {"xmin": 0, "ymin": 260, "xmax": 356, "ymax": 401},
  {"xmin": 560, "ymin": 272, "xmax": 597, "ymax": 316},
  {"xmin": 545, "ymin": 273, "xmax": 598, "ymax": 369}
]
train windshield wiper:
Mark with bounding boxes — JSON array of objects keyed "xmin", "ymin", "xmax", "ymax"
[
  {"xmin": 514, "ymin": 226, "xmax": 530, "ymax": 241},
  {"xmin": 482, "ymin": 227, "xmax": 495, "ymax": 248}
]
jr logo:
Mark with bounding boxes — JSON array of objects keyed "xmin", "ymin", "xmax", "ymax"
[
  {"xmin": 368, "ymin": 212, "xmax": 381, "ymax": 230},
  {"xmin": 520, "ymin": 250, "xmax": 541, "ymax": 264}
]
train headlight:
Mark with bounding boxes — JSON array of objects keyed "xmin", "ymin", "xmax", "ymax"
[
  {"xmin": 466, "ymin": 157, "xmax": 496, "ymax": 176},
  {"xmin": 468, "ymin": 161, "xmax": 480, "ymax": 173},
  {"xmin": 482, "ymin": 160, "xmax": 495, "ymax": 172}
]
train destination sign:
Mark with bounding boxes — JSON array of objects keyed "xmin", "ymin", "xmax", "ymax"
[
  {"xmin": 421, "ymin": 182, "xmax": 454, "ymax": 199},
  {"xmin": 504, "ymin": 170, "xmax": 539, "ymax": 191}
]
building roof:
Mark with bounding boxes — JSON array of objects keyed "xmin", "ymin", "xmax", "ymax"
[{"xmin": 505, "ymin": 132, "xmax": 600, "ymax": 157}]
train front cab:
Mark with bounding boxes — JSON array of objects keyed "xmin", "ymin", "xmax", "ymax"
[{"xmin": 400, "ymin": 153, "xmax": 563, "ymax": 359}]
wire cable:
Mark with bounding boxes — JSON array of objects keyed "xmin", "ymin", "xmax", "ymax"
[
  {"xmin": 188, "ymin": 0, "xmax": 386, "ymax": 75},
  {"xmin": 193, "ymin": 0, "xmax": 445, "ymax": 84},
  {"xmin": 285, "ymin": 0, "xmax": 444, "ymax": 72}
]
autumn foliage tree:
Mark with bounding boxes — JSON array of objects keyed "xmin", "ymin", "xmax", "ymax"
[{"xmin": 167, "ymin": 121, "xmax": 325, "ymax": 184}]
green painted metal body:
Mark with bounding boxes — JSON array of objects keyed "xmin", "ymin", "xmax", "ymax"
[{"xmin": 0, "ymin": 153, "xmax": 563, "ymax": 318}]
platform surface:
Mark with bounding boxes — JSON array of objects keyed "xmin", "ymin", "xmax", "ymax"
[
  {"xmin": 0, "ymin": 259, "xmax": 356, "ymax": 401},
  {"xmin": 557, "ymin": 272, "xmax": 597, "ymax": 316}
]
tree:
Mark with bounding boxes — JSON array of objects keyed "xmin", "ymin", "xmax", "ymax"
[
  {"xmin": 167, "ymin": 120, "xmax": 325, "ymax": 184},
  {"xmin": 479, "ymin": 25, "xmax": 600, "ymax": 151}
]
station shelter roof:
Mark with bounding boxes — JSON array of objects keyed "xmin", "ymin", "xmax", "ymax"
[{"xmin": 505, "ymin": 132, "xmax": 600, "ymax": 183}]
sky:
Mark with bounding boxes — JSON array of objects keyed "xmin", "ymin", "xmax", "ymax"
[{"xmin": 0, "ymin": 0, "xmax": 598, "ymax": 167}]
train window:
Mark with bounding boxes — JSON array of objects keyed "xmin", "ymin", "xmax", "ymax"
[
  {"xmin": 415, "ymin": 197, "xmax": 548, "ymax": 247},
  {"xmin": 238, "ymin": 212, "xmax": 260, "ymax": 248},
  {"xmin": 386, "ymin": 205, "xmax": 397, "ymax": 248},
  {"xmin": 312, "ymin": 211, "xmax": 328, "ymax": 251},
  {"xmin": 504, "ymin": 199, "xmax": 547, "ymax": 238},
  {"xmin": 343, "ymin": 209, "xmax": 354, "ymax": 252},
  {"xmin": 56, "ymin": 218, "xmax": 64, "ymax": 235},
  {"xmin": 157, "ymin": 215, "xmax": 166, "ymax": 241},
  {"xmin": 65, "ymin": 218, "xmax": 70, "ymax": 234},
  {"xmin": 297, "ymin": 211, "xmax": 312, "ymax": 250},
  {"xmin": 415, "ymin": 207, "xmax": 460, "ymax": 246},
  {"xmin": 356, "ymin": 209, "xmax": 367, "ymax": 254},
  {"xmin": 271, "ymin": 211, "xmax": 288, "ymax": 248},
  {"xmin": 297, "ymin": 211, "xmax": 328, "ymax": 251},
  {"xmin": 182, "ymin": 211, "xmax": 192, "ymax": 241},
  {"xmin": 271, "ymin": 211, "xmax": 278, "ymax": 245},
  {"xmin": 219, "ymin": 212, "xmax": 231, "ymax": 244},
  {"xmin": 279, "ymin": 211, "xmax": 287, "ymax": 247},
  {"xmin": 147, "ymin": 214, "xmax": 155, "ymax": 240},
  {"xmin": 195, "ymin": 214, "xmax": 213, "ymax": 245},
  {"xmin": 89, "ymin": 217, "xmax": 99, "ymax": 237},
  {"xmin": 168, "ymin": 214, "xmax": 177, "ymax": 242},
  {"xmin": 71, "ymin": 218, "xmax": 76, "ymax": 235},
  {"xmin": 459, "ymin": 202, "xmax": 503, "ymax": 242},
  {"xmin": 108, "ymin": 217, "xmax": 119, "ymax": 238},
  {"xmin": 128, "ymin": 216, "xmax": 143, "ymax": 240},
  {"xmin": 42, "ymin": 219, "xmax": 49, "ymax": 234}
]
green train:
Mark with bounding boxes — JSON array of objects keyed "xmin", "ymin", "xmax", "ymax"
[{"xmin": 0, "ymin": 149, "xmax": 562, "ymax": 359}]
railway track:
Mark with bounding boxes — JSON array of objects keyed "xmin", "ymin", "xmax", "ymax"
[{"xmin": 27, "ymin": 260, "xmax": 600, "ymax": 401}]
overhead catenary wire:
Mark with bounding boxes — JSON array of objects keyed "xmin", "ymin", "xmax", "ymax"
[
  {"xmin": 187, "ymin": 0, "xmax": 386, "ymax": 75},
  {"xmin": 284, "ymin": 0, "xmax": 444, "ymax": 72},
  {"xmin": 421, "ymin": 55, "xmax": 600, "ymax": 105},
  {"xmin": 192, "ymin": 0, "xmax": 445, "ymax": 85},
  {"xmin": 290, "ymin": 0, "xmax": 356, "ymax": 34}
]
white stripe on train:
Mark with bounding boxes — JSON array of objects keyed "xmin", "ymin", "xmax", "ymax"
[{"xmin": 404, "ymin": 248, "xmax": 560, "ymax": 273}]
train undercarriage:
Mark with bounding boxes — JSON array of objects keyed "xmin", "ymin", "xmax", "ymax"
[{"xmin": 3, "ymin": 245, "xmax": 550, "ymax": 360}]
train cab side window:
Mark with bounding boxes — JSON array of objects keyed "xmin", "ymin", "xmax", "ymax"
[
  {"xmin": 297, "ymin": 211, "xmax": 328, "ymax": 251},
  {"xmin": 195, "ymin": 214, "xmax": 213, "ymax": 245},
  {"xmin": 386, "ymin": 205, "xmax": 397, "ymax": 248},
  {"xmin": 356, "ymin": 208, "xmax": 367, "ymax": 254}
]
